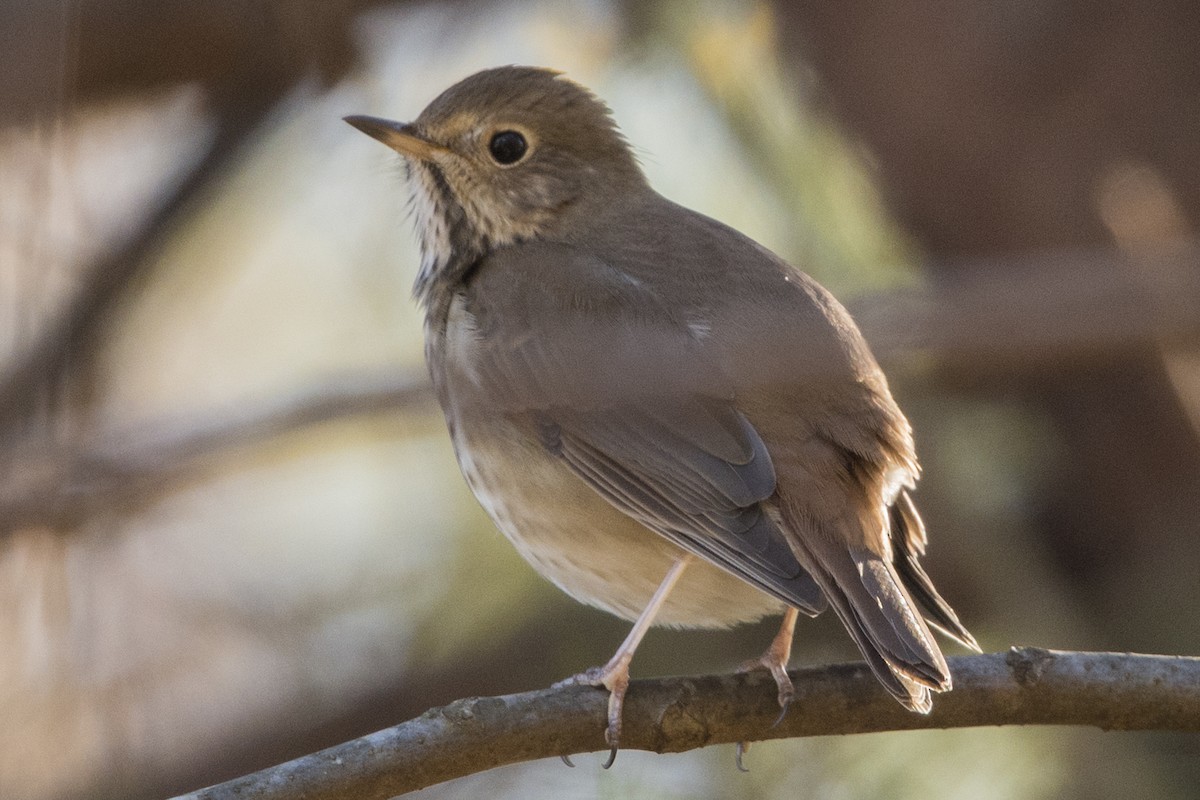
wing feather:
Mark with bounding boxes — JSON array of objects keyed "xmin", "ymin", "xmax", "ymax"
[{"xmin": 543, "ymin": 402, "xmax": 826, "ymax": 614}]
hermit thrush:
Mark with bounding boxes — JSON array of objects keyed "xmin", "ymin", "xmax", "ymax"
[{"xmin": 346, "ymin": 66, "xmax": 978, "ymax": 763}]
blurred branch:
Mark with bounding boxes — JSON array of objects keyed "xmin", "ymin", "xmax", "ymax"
[
  {"xmin": 0, "ymin": 371, "xmax": 435, "ymax": 531},
  {"xmin": 853, "ymin": 240, "xmax": 1200, "ymax": 374},
  {"xmin": 0, "ymin": 0, "xmax": 396, "ymax": 431},
  {"xmin": 177, "ymin": 648, "xmax": 1200, "ymax": 799},
  {"xmin": 0, "ymin": 0, "xmax": 379, "ymax": 127},
  {"xmin": 0, "ymin": 106, "xmax": 275, "ymax": 433}
]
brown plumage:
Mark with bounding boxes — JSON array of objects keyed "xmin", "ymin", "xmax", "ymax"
[{"xmin": 346, "ymin": 65, "xmax": 977, "ymax": 758}]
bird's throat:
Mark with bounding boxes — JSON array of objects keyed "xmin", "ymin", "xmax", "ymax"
[{"xmin": 408, "ymin": 161, "xmax": 485, "ymax": 313}]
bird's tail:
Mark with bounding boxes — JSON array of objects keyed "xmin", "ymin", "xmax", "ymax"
[{"xmin": 785, "ymin": 503, "xmax": 969, "ymax": 713}]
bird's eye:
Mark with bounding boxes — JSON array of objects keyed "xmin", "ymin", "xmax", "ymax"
[{"xmin": 488, "ymin": 130, "xmax": 527, "ymax": 165}]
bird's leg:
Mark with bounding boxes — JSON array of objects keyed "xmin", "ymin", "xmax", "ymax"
[
  {"xmin": 555, "ymin": 554, "xmax": 692, "ymax": 767},
  {"xmin": 734, "ymin": 606, "xmax": 799, "ymax": 770},
  {"xmin": 739, "ymin": 606, "xmax": 799, "ymax": 719}
]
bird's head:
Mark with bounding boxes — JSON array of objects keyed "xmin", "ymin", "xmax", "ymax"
[{"xmin": 346, "ymin": 66, "xmax": 646, "ymax": 305}]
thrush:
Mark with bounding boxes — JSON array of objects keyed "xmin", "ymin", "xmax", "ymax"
[{"xmin": 346, "ymin": 65, "xmax": 978, "ymax": 764}]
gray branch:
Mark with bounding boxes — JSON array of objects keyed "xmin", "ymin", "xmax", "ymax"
[{"xmin": 175, "ymin": 648, "xmax": 1200, "ymax": 799}]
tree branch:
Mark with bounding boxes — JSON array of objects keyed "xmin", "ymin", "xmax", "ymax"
[
  {"xmin": 176, "ymin": 648, "xmax": 1200, "ymax": 799},
  {"xmin": 851, "ymin": 240, "xmax": 1200, "ymax": 374},
  {"xmin": 0, "ymin": 371, "xmax": 435, "ymax": 532}
]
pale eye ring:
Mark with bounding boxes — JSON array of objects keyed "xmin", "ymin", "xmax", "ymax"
[{"xmin": 488, "ymin": 130, "xmax": 527, "ymax": 164}]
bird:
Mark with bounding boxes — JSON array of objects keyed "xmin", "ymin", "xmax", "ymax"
[{"xmin": 345, "ymin": 65, "xmax": 978, "ymax": 764}]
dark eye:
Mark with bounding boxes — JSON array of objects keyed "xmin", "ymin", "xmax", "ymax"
[{"xmin": 488, "ymin": 130, "xmax": 527, "ymax": 164}]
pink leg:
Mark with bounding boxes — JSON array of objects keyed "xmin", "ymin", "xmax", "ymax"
[
  {"xmin": 556, "ymin": 554, "xmax": 692, "ymax": 767},
  {"xmin": 739, "ymin": 606, "xmax": 799, "ymax": 713},
  {"xmin": 735, "ymin": 607, "xmax": 800, "ymax": 770}
]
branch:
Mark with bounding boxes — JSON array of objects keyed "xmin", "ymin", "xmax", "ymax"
[
  {"xmin": 852, "ymin": 240, "xmax": 1200, "ymax": 373},
  {"xmin": 176, "ymin": 649, "xmax": 1200, "ymax": 799},
  {"xmin": 0, "ymin": 104, "xmax": 276, "ymax": 432},
  {"xmin": 0, "ymin": 371, "xmax": 435, "ymax": 531}
]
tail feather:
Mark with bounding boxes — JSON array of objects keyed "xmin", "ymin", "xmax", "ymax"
[
  {"xmin": 854, "ymin": 555, "xmax": 951, "ymax": 688},
  {"xmin": 891, "ymin": 491, "xmax": 980, "ymax": 652},
  {"xmin": 790, "ymin": 524, "xmax": 950, "ymax": 713},
  {"xmin": 813, "ymin": 559, "xmax": 933, "ymax": 711}
]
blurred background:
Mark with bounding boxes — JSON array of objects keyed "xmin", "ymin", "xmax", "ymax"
[{"xmin": 2, "ymin": 0, "xmax": 1199, "ymax": 798}]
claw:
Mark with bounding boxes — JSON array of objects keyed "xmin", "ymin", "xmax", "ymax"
[
  {"xmin": 772, "ymin": 696, "xmax": 792, "ymax": 728},
  {"xmin": 739, "ymin": 607, "xmax": 799, "ymax": 718},
  {"xmin": 560, "ymin": 755, "xmax": 575, "ymax": 768},
  {"xmin": 738, "ymin": 652, "xmax": 796, "ymax": 715},
  {"xmin": 604, "ymin": 667, "xmax": 630, "ymax": 754},
  {"xmin": 559, "ymin": 656, "xmax": 633, "ymax": 760},
  {"xmin": 735, "ymin": 741, "xmax": 751, "ymax": 772}
]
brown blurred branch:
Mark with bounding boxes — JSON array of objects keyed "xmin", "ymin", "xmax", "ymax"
[
  {"xmin": 853, "ymin": 240, "xmax": 1200, "ymax": 374},
  {"xmin": 0, "ymin": 371, "xmax": 435, "ymax": 532},
  {"xmin": 773, "ymin": 0, "xmax": 1200, "ymax": 664},
  {"xmin": 0, "ymin": 108, "xmax": 273, "ymax": 433},
  {"xmin": 0, "ymin": 0, "xmax": 392, "ymax": 430},
  {"xmin": 176, "ymin": 649, "xmax": 1200, "ymax": 799},
  {"xmin": 0, "ymin": 0, "xmax": 380, "ymax": 128}
]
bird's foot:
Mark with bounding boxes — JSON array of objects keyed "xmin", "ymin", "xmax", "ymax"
[
  {"xmin": 733, "ymin": 610, "xmax": 799, "ymax": 770},
  {"xmin": 737, "ymin": 649, "xmax": 795, "ymax": 725},
  {"xmin": 732, "ymin": 652, "xmax": 793, "ymax": 772},
  {"xmin": 738, "ymin": 607, "xmax": 798, "ymax": 726},
  {"xmin": 555, "ymin": 658, "xmax": 632, "ymax": 768},
  {"xmin": 553, "ymin": 557, "xmax": 693, "ymax": 769}
]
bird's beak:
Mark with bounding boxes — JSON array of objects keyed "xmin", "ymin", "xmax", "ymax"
[{"xmin": 344, "ymin": 115, "xmax": 446, "ymax": 161}]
